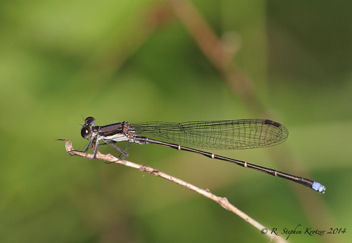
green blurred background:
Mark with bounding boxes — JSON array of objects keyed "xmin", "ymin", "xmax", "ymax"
[{"xmin": 1, "ymin": 0, "xmax": 351, "ymax": 242}]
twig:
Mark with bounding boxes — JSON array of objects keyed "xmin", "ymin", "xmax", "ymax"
[
  {"xmin": 60, "ymin": 138, "xmax": 286, "ymax": 243},
  {"xmin": 167, "ymin": 0, "xmax": 265, "ymax": 114}
]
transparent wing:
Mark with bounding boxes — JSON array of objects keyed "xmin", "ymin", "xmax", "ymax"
[{"xmin": 131, "ymin": 119, "xmax": 288, "ymax": 150}]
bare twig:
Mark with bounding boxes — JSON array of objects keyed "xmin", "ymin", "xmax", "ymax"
[
  {"xmin": 60, "ymin": 139, "xmax": 286, "ymax": 243},
  {"xmin": 167, "ymin": 0, "xmax": 265, "ymax": 114}
]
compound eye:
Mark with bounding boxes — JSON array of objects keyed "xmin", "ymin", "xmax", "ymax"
[
  {"xmin": 81, "ymin": 127, "xmax": 91, "ymax": 139},
  {"xmin": 84, "ymin": 117, "xmax": 96, "ymax": 126}
]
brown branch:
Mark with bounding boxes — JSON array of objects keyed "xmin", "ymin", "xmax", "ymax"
[
  {"xmin": 167, "ymin": 0, "xmax": 265, "ymax": 114},
  {"xmin": 60, "ymin": 139, "xmax": 286, "ymax": 243}
]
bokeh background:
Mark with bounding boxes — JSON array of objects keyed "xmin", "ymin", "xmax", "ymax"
[{"xmin": 1, "ymin": 0, "xmax": 351, "ymax": 242}]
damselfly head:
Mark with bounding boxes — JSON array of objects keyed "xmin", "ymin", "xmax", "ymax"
[{"xmin": 81, "ymin": 117, "xmax": 96, "ymax": 139}]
